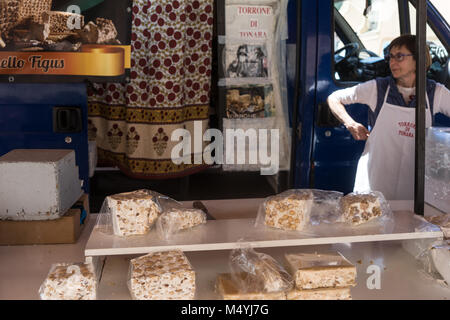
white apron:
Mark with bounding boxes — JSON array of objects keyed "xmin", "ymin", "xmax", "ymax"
[{"xmin": 353, "ymin": 85, "xmax": 432, "ymax": 200}]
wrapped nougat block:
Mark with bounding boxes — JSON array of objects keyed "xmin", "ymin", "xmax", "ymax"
[
  {"xmin": 39, "ymin": 263, "xmax": 97, "ymax": 300},
  {"xmin": 341, "ymin": 192, "xmax": 383, "ymax": 226},
  {"xmin": 216, "ymin": 273, "xmax": 286, "ymax": 300},
  {"xmin": 425, "ymin": 215, "xmax": 450, "ymax": 239},
  {"xmin": 156, "ymin": 208, "xmax": 207, "ymax": 240},
  {"xmin": 42, "ymin": 11, "xmax": 85, "ymax": 34},
  {"xmin": 285, "ymin": 252, "xmax": 356, "ymax": 290},
  {"xmin": 230, "ymin": 247, "xmax": 293, "ymax": 293},
  {"xmin": 107, "ymin": 190, "xmax": 161, "ymax": 237},
  {"xmin": 264, "ymin": 190, "xmax": 313, "ymax": 231},
  {"xmin": 18, "ymin": 0, "xmax": 51, "ymax": 24},
  {"xmin": 287, "ymin": 287, "xmax": 352, "ymax": 300},
  {"xmin": 128, "ymin": 250, "xmax": 196, "ymax": 300}
]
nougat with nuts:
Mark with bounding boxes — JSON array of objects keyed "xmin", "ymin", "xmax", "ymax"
[
  {"xmin": 285, "ymin": 252, "xmax": 356, "ymax": 290},
  {"xmin": 216, "ymin": 273, "xmax": 286, "ymax": 300},
  {"xmin": 157, "ymin": 208, "xmax": 207, "ymax": 239},
  {"xmin": 341, "ymin": 193, "xmax": 383, "ymax": 225},
  {"xmin": 39, "ymin": 263, "xmax": 97, "ymax": 300},
  {"xmin": 287, "ymin": 287, "xmax": 352, "ymax": 300},
  {"xmin": 128, "ymin": 250, "xmax": 196, "ymax": 300},
  {"xmin": 41, "ymin": 11, "xmax": 85, "ymax": 34},
  {"xmin": 264, "ymin": 191, "xmax": 313, "ymax": 231},
  {"xmin": 107, "ymin": 190, "xmax": 161, "ymax": 237}
]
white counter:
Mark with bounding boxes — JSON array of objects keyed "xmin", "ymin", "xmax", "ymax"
[{"xmin": 0, "ymin": 199, "xmax": 448, "ymax": 300}]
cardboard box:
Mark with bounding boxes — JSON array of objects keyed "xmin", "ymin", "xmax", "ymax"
[{"xmin": 0, "ymin": 194, "xmax": 89, "ymax": 245}]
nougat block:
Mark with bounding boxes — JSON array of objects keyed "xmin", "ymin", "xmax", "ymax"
[
  {"xmin": 158, "ymin": 208, "xmax": 206, "ymax": 238},
  {"xmin": 129, "ymin": 250, "xmax": 196, "ymax": 300},
  {"xmin": 264, "ymin": 191, "xmax": 313, "ymax": 231},
  {"xmin": 42, "ymin": 11, "xmax": 85, "ymax": 33},
  {"xmin": 107, "ymin": 190, "xmax": 161, "ymax": 237},
  {"xmin": 39, "ymin": 263, "xmax": 97, "ymax": 300},
  {"xmin": 216, "ymin": 273, "xmax": 286, "ymax": 300},
  {"xmin": 285, "ymin": 252, "xmax": 356, "ymax": 290},
  {"xmin": 341, "ymin": 193, "xmax": 382, "ymax": 225},
  {"xmin": 287, "ymin": 287, "xmax": 352, "ymax": 300}
]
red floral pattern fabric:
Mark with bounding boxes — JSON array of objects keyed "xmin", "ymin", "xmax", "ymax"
[{"xmin": 88, "ymin": 0, "xmax": 213, "ymax": 178}]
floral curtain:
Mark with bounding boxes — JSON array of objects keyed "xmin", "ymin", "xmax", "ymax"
[{"xmin": 87, "ymin": 0, "xmax": 213, "ymax": 178}]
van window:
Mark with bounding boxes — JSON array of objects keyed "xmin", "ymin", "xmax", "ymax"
[
  {"xmin": 408, "ymin": 2, "xmax": 449, "ymax": 84},
  {"xmin": 333, "ymin": 0, "xmax": 395, "ymax": 82},
  {"xmin": 334, "ymin": 0, "xmax": 400, "ymax": 56},
  {"xmin": 408, "ymin": 3, "xmax": 446, "ymax": 48},
  {"xmin": 430, "ymin": 0, "xmax": 450, "ymax": 24}
]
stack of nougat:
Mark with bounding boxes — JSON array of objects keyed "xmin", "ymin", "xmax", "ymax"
[
  {"xmin": 216, "ymin": 248, "xmax": 293, "ymax": 300},
  {"xmin": 284, "ymin": 252, "xmax": 356, "ymax": 300}
]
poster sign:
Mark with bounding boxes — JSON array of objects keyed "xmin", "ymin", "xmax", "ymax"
[
  {"xmin": 0, "ymin": 0, "xmax": 131, "ymax": 82},
  {"xmin": 225, "ymin": 4, "xmax": 276, "ymax": 40}
]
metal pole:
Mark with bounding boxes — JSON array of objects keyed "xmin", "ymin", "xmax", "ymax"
[
  {"xmin": 289, "ymin": 0, "xmax": 302, "ymax": 188},
  {"xmin": 415, "ymin": 0, "xmax": 426, "ymax": 215}
]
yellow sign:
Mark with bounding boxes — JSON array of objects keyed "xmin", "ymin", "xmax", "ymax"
[{"xmin": 0, "ymin": 45, "xmax": 131, "ymax": 76}]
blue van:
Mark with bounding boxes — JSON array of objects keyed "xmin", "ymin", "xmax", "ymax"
[{"xmin": 288, "ymin": 0, "xmax": 449, "ymax": 194}]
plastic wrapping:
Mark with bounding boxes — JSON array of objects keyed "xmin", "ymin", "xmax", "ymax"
[
  {"xmin": 425, "ymin": 128, "xmax": 450, "ymax": 213},
  {"xmin": 156, "ymin": 208, "xmax": 207, "ymax": 240},
  {"xmin": 255, "ymin": 189, "xmax": 314, "ymax": 231},
  {"xmin": 430, "ymin": 242, "xmax": 450, "ymax": 286},
  {"xmin": 255, "ymin": 189, "xmax": 343, "ymax": 231},
  {"xmin": 228, "ymin": 245, "xmax": 293, "ymax": 293},
  {"xmin": 220, "ymin": 0, "xmax": 291, "ymax": 173},
  {"xmin": 153, "ymin": 195, "xmax": 207, "ymax": 240},
  {"xmin": 95, "ymin": 189, "xmax": 162, "ymax": 237},
  {"xmin": 215, "ymin": 273, "xmax": 287, "ymax": 300},
  {"xmin": 127, "ymin": 250, "xmax": 196, "ymax": 300},
  {"xmin": 284, "ymin": 252, "xmax": 357, "ymax": 290},
  {"xmin": 338, "ymin": 191, "xmax": 393, "ymax": 227},
  {"xmin": 39, "ymin": 262, "xmax": 97, "ymax": 300},
  {"xmin": 425, "ymin": 214, "xmax": 450, "ymax": 238},
  {"xmin": 402, "ymin": 238, "xmax": 450, "ymax": 287}
]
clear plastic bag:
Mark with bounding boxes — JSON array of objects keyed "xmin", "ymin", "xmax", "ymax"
[
  {"xmin": 156, "ymin": 208, "xmax": 207, "ymax": 240},
  {"xmin": 127, "ymin": 250, "xmax": 196, "ymax": 300},
  {"xmin": 429, "ymin": 241, "xmax": 450, "ymax": 286},
  {"xmin": 255, "ymin": 189, "xmax": 343, "ymax": 231},
  {"xmin": 425, "ymin": 214, "xmax": 450, "ymax": 239},
  {"xmin": 95, "ymin": 189, "xmax": 163, "ymax": 237},
  {"xmin": 403, "ymin": 238, "xmax": 450, "ymax": 287},
  {"xmin": 338, "ymin": 191, "xmax": 393, "ymax": 227},
  {"xmin": 39, "ymin": 262, "xmax": 97, "ymax": 300},
  {"xmin": 229, "ymin": 245, "xmax": 293, "ymax": 293},
  {"xmin": 255, "ymin": 189, "xmax": 314, "ymax": 231}
]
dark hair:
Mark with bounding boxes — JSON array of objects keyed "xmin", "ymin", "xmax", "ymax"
[{"xmin": 388, "ymin": 34, "xmax": 432, "ymax": 69}]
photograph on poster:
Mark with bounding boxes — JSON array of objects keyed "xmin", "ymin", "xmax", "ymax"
[
  {"xmin": 226, "ymin": 84, "xmax": 274, "ymax": 118},
  {"xmin": 225, "ymin": 43, "xmax": 269, "ymax": 78}
]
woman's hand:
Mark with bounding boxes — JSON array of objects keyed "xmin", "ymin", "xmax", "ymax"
[
  {"xmin": 345, "ymin": 121, "xmax": 370, "ymax": 140},
  {"xmin": 327, "ymin": 96, "xmax": 370, "ymax": 141}
]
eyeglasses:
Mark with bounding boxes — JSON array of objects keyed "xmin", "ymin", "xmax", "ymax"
[{"xmin": 385, "ymin": 53, "xmax": 414, "ymax": 62}]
